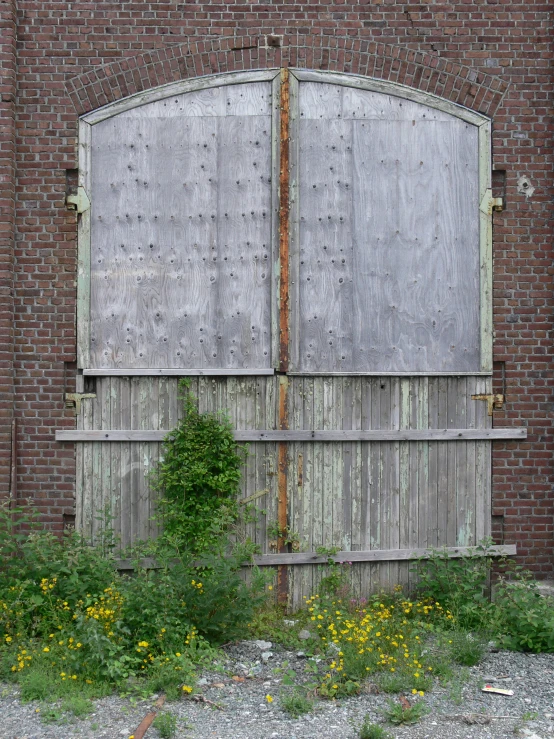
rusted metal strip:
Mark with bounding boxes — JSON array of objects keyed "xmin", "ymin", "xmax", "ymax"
[
  {"xmin": 277, "ymin": 374, "xmax": 289, "ymax": 603},
  {"xmin": 132, "ymin": 694, "xmax": 166, "ymax": 739},
  {"xmin": 278, "ymin": 67, "xmax": 290, "ymax": 372}
]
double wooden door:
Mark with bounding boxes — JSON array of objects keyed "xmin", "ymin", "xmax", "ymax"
[{"xmin": 58, "ymin": 69, "xmax": 524, "ymax": 604}]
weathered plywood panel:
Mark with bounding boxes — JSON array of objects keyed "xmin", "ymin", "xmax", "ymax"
[
  {"xmin": 89, "ymin": 81, "xmax": 273, "ymax": 370},
  {"xmin": 299, "ymin": 81, "xmax": 455, "ymax": 122},
  {"xmin": 294, "ymin": 83, "xmax": 480, "ymax": 373}
]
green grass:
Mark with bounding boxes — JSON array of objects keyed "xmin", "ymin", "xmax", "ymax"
[
  {"xmin": 60, "ymin": 695, "xmax": 93, "ymax": 718},
  {"xmin": 358, "ymin": 716, "xmax": 394, "ymax": 739},
  {"xmin": 446, "ymin": 630, "xmax": 487, "ymax": 666},
  {"xmin": 247, "ymin": 604, "xmax": 313, "ymax": 650},
  {"xmin": 153, "ymin": 712, "xmax": 178, "ymax": 738},
  {"xmin": 382, "ymin": 698, "xmax": 430, "ymax": 725},
  {"xmin": 280, "ymin": 689, "xmax": 314, "ymax": 718}
]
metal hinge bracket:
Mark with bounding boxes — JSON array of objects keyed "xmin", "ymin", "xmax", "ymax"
[
  {"xmin": 65, "ymin": 392, "xmax": 96, "ymax": 415},
  {"xmin": 479, "ymin": 188, "xmax": 503, "ymax": 215},
  {"xmin": 471, "ymin": 393, "xmax": 504, "ymax": 416},
  {"xmin": 66, "ymin": 186, "xmax": 91, "ymax": 214}
]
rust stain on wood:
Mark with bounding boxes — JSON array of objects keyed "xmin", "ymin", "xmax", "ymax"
[
  {"xmin": 277, "ymin": 374, "xmax": 289, "ymax": 603},
  {"xmin": 279, "ymin": 67, "xmax": 290, "ymax": 372}
]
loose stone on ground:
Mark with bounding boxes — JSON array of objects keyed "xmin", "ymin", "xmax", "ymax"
[{"xmin": 1, "ymin": 643, "xmax": 553, "ymax": 738}]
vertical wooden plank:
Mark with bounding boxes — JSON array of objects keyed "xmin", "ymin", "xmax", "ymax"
[
  {"xmin": 378, "ymin": 378, "xmax": 392, "ymax": 590},
  {"xmin": 389, "ymin": 378, "xmax": 401, "ymax": 588},
  {"xmin": 90, "ymin": 380, "xmax": 103, "ymax": 542},
  {"xmin": 277, "ymin": 375, "xmax": 289, "ymax": 602},
  {"xmin": 109, "ymin": 377, "xmax": 122, "ymax": 546},
  {"xmin": 75, "ymin": 374, "xmax": 85, "ymax": 533},
  {"xmin": 99, "ymin": 378, "xmax": 112, "ymax": 539},
  {"xmin": 311, "ymin": 376, "xmax": 324, "ymax": 593},
  {"xmin": 398, "ymin": 378, "xmax": 411, "ymax": 589},
  {"xmin": 455, "ymin": 378, "xmax": 469, "ymax": 545},
  {"xmin": 426, "ymin": 378, "xmax": 439, "ymax": 549},
  {"xmin": 119, "ymin": 378, "xmax": 132, "ymax": 548},
  {"xmin": 301, "ymin": 376, "xmax": 315, "ymax": 598},
  {"xmin": 321, "ymin": 377, "xmax": 334, "ymax": 550},
  {"xmin": 475, "ymin": 376, "xmax": 492, "ymax": 541},
  {"xmin": 288, "ymin": 376, "xmax": 303, "ymax": 607},
  {"xmin": 436, "ymin": 377, "xmax": 448, "ymax": 547},
  {"xmin": 446, "ymin": 377, "xmax": 458, "ymax": 546},
  {"xmin": 414, "ymin": 376, "xmax": 429, "ymax": 588},
  {"xmin": 129, "ymin": 378, "xmax": 140, "ymax": 543},
  {"xmin": 81, "ymin": 377, "xmax": 94, "ymax": 540},
  {"xmin": 145, "ymin": 377, "xmax": 159, "ymax": 540}
]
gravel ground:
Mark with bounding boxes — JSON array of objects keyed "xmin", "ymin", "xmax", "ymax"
[{"xmin": 1, "ymin": 641, "xmax": 554, "ymax": 739}]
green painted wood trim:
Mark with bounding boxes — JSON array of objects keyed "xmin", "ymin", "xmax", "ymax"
[
  {"xmin": 82, "ymin": 69, "xmax": 281, "ymax": 125},
  {"xmin": 291, "ymin": 69, "xmax": 490, "ymax": 127},
  {"xmin": 479, "ymin": 120, "xmax": 493, "ymax": 372},
  {"xmin": 76, "ymin": 120, "xmax": 92, "ymax": 369}
]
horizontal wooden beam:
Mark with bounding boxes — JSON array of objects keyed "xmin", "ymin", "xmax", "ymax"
[
  {"xmin": 57, "ymin": 427, "xmax": 527, "ymax": 442},
  {"xmin": 82, "ymin": 368, "xmax": 275, "ymax": 376},
  {"xmin": 286, "ymin": 372, "xmax": 493, "ymax": 377},
  {"xmin": 251, "ymin": 545, "xmax": 517, "ymax": 566},
  {"xmin": 115, "ymin": 545, "xmax": 517, "ymax": 571}
]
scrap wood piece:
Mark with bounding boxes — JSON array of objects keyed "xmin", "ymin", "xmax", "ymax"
[
  {"xmin": 191, "ymin": 694, "xmax": 223, "ymax": 710},
  {"xmin": 482, "ymin": 685, "xmax": 515, "ymax": 696},
  {"xmin": 131, "ymin": 694, "xmax": 166, "ymax": 739},
  {"xmin": 444, "ymin": 713, "xmax": 516, "ymax": 722}
]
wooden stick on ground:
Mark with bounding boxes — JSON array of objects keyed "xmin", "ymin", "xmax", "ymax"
[{"xmin": 132, "ymin": 694, "xmax": 166, "ymax": 739}]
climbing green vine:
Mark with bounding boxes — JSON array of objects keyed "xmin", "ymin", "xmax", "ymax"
[{"xmin": 152, "ymin": 381, "xmax": 247, "ymax": 555}]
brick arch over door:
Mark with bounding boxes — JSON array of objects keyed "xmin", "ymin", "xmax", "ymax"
[{"xmin": 66, "ymin": 35, "xmax": 508, "ymax": 119}]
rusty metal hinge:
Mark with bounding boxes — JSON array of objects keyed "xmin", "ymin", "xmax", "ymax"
[
  {"xmin": 479, "ymin": 188, "xmax": 503, "ymax": 215},
  {"xmin": 65, "ymin": 392, "xmax": 96, "ymax": 415},
  {"xmin": 66, "ymin": 186, "xmax": 91, "ymax": 214},
  {"xmin": 471, "ymin": 393, "xmax": 504, "ymax": 416}
]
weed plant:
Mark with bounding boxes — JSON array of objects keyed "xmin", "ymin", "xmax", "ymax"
[
  {"xmin": 0, "ymin": 520, "xmax": 265, "ymax": 700},
  {"xmin": 152, "ymin": 711, "xmax": 178, "ymax": 738},
  {"xmin": 280, "ymin": 689, "xmax": 314, "ymax": 718},
  {"xmin": 357, "ymin": 716, "xmax": 393, "ymax": 739},
  {"xmin": 305, "ymin": 592, "xmax": 452, "ymax": 698},
  {"xmin": 382, "ymin": 697, "xmax": 430, "ymax": 725}
]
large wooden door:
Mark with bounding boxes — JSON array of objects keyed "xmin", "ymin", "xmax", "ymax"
[{"xmin": 59, "ymin": 70, "xmax": 524, "ymax": 606}]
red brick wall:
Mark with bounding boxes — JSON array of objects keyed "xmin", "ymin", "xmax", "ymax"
[
  {"xmin": 9, "ymin": 2, "xmax": 554, "ymax": 572},
  {"xmin": 0, "ymin": 0, "xmax": 17, "ymax": 500}
]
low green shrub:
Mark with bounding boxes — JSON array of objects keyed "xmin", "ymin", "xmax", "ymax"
[
  {"xmin": 412, "ymin": 544, "xmax": 495, "ymax": 630},
  {"xmin": 0, "ymin": 389, "xmax": 267, "ymax": 700},
  {"xmin": 493, "ymin": 575, "xmax": 554, "ymax": 652}
]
